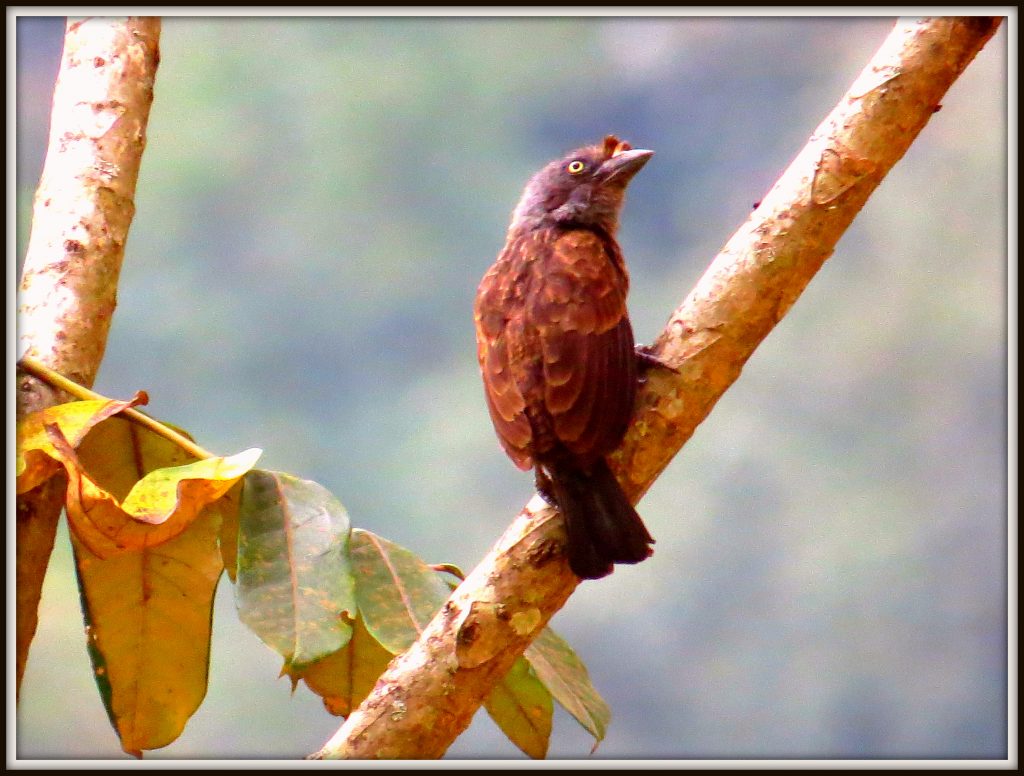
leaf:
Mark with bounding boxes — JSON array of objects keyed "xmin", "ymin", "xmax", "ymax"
[
  {"xmin": 483, "ymin": 655, "xmax": 553, "ymax": 759},
  {"xmin": 284, "ymin": 614, "xmax": 394, "ymax": 718},
  {"xmin": 524, "ymin": 627, "xmax": 611, "ymax": 748},
  {"xmin": 235, "ymin": 470, "xmax": 356, "ymax": 667},
  {"xmin": 348, "ymin": 528, "xmax": 454, "ymax": 654},
  {"xmin": 71, "ymin": 425, "xmax": 224, "ymax": 756},
  {"xmin": 16, "ymin": 397, "xmax": 143, "ymax": 494},
  {"xmin": 48, "ymin": 419, "xmax": 260, "ymax": 558},
  {"xmin": 216, "ymin": 482, "xmax": 243, "ymax": 583}
]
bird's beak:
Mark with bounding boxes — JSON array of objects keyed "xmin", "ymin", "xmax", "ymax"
[{"xmin": 599, "ymin": 148, "xmax": 654, "ymax": 183}]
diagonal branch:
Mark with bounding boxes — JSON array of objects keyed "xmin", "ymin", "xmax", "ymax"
[
  {"xmin": 312, "ymin": 16, "xmax": 1002, "ymax": 759},
  {"xmin": 15, "ymin": 16, "xmax": 161, "ymax": 700}
]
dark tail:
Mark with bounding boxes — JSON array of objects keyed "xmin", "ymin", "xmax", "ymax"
[{"xmin": 547, "ymin": 458, "xmax": 655, "ymax": 580}]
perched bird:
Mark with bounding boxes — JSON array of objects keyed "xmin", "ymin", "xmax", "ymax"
[{"xmin": 474, "ymin": 135, "xmax": 656, "ymax": 580}]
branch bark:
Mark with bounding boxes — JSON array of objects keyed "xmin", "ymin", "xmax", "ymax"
[
  {"xmin": 312, "ymin": 16, "xmax": 1002, "ymax": 759},
  {"xmin": 16, "ymin": 16, "xmax": 161, "ymax": 700}
]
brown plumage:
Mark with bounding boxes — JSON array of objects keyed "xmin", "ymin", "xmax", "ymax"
[{"xmin": 474, "ymin": 135, "xmax": 655, "ymax": 579}]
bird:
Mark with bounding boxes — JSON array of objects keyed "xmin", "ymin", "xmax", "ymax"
[{"xmin": 473, "ymin": 135, "xmax": 656, "ymax": 580}]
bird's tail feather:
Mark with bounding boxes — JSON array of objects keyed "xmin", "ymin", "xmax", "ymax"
[{"xmin": 547, "ymin": 459, "xmax": 654, "ymax": 580}]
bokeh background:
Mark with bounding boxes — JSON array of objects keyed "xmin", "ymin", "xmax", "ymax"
[{"xmin": 14, "ymin": 14, "xmax": 1008, "ymax": 761}]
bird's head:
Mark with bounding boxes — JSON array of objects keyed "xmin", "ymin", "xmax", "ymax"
[{"xmin": 510, "ymin": 135, "xmax": 653, "ymax": 235}]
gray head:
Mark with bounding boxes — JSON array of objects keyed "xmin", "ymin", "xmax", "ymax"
[{"xmin": 509, "ymin": 135, "xmax": 653, "ymax": 235}]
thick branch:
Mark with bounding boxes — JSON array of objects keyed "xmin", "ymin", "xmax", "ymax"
[
  {"xmin": 16, "ymin": 16, "xmax": 160, "ymax": 699},
  {"xmin": 313, "ymin": 16, "xmax": 1002, "ymax": 759}
]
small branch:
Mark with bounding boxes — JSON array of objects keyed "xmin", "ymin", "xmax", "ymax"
[
  {"xmin": 16, "ymin": 16, "xmax": 161, "ymax": 700},
  {"xmin": 18, "ymin": 354, "xmax": 216, "ymax": 461},
  {"xmin": 312, "ymin": 16, "xmax": 1002, "ymax": 759}
]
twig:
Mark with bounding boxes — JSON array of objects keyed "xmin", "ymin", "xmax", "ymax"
[{"xmin": 18, "ymin": 354, "xmax": 215, "ymax": 461}]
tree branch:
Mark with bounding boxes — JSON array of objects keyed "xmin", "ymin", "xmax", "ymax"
[
  {"xmin": 15, "ymin": 16, "xmax": 161, "ymax": 700},
  {"xmin": 314, "ymin": 15, "xmax": 1000, "ymax": 758}
]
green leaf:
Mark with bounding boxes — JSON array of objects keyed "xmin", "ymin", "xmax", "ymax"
[
  {"xmin": 525, "ymin": 627, "xmax": 611, "ymax": 748},
  {"xmin": 236, "ymin": 470, "xmax": 356, "ymax": 667},
  {"xmin": 483, "ymin": 655, "xmax": 553, "ymax": 759},
  {"xmin": 349, "ymin": 528, "xmax": 453, "ymax": 653},
  {"xmin": 71, "ymin": 423, "xmax": 223, "ymax": 756},
  {"xmin": 284, "ymin": 614, "xmax": 394, "ymax": 718}
]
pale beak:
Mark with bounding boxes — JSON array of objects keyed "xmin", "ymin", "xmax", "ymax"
[{"xmin": 598, "ymin": 148, "xmax": 654, "ymax": 183}]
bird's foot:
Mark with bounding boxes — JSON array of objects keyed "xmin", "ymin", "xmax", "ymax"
[{"xmin": 635, "ymin": 343, "xmax": 680, "ymax": 375}]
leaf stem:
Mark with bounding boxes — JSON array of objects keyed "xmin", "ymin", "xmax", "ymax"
[
  {"xmin": 18, "ymin": 354, "xmax": 216, "ymax": 460},
  {"xmin": 429, "ymin": 563, "xmax": 466, "ymax": 581}
]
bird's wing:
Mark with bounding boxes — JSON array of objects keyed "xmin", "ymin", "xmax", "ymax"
[
  {"xmin": 530, "ymin": 229, "xmax": 636, "ymax": 464},
  {"xmin": 474, "ymin": 256, "xmax": 534, "ymax": 470}
]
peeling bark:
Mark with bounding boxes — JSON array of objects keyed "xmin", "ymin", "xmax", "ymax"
[
  {"xmin": 16, "ymin": 16, "xmax": 161, "ymax": 700},
  {"xmin": 312, "ymin": 16, "xmax": 1002, "ymax": 760}
]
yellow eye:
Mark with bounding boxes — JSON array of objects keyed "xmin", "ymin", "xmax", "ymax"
[{"xmin": 567, "ymin": 160, "xmax": 586, "ymax": 174}]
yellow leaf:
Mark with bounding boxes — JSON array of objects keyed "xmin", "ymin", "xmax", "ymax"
[
  {"xmin": 483, "ymin": 656, "xmax": 553, "ymax": 759},
  {"xmin": 46, "ymin": 418, "xmax": 260, "ymax": 557},
  {"xmin": 285, "ymin": 615, "xmax": 394, "ymax": 718},
  {"xmin": 216, "ymin": 482, "xmax": 243, "ymax": 583},
  {"xmin": 16, "ymin": 397, "xmax": 143, "ymax": 494},
  {"xmin": 73, "ymin": 506, "xmax": 223, "ymax": 755}
]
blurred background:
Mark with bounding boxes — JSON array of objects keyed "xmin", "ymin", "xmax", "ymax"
[{"xmin": 14, "ymin": 13, "xmax": 1008, "ymax": 761}]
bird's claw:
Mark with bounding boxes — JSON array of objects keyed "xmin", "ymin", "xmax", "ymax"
[{"xmin": 635, "ymin": 343, "xmax": 680, "ymax": 374}]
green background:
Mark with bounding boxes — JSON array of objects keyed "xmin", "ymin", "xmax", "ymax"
[{"xmin": 15, "ymin": 14, "xmax": 1008, "ymax": 760}]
